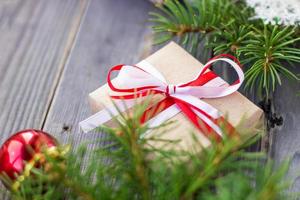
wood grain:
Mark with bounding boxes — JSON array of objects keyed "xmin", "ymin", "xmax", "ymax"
[
  {"xmin": 0, "ymin": 0, "xmax": 89, "ymax": 198},
  {"xmin": 271, "ymin": 66, "xmax": 300, "ymax": 196},
  {"xmin": 0, "ymin": 0, "xmax": 88, "ymax": 138},
  {"xmin": 42, "ymin": 0, "xmax": 154, "ymax": 148},
  {"xmin": 2, "ymin": 0, "xmax": 298, "ymax": 197}
]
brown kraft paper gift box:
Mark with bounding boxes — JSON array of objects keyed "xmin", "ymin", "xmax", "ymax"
[{"xmin": 88, "ymin": 42, "xmax": 264, "ymax": 151}]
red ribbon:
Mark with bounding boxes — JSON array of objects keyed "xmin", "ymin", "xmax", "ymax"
[{"xmin": 107, "ymin": 54, "xmax": 242, "ymax": 141}]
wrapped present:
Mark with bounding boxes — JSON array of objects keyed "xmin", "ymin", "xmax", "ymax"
[{"xmin": 79, "ymin": 42, "xmax": 264, "ymax": 151}]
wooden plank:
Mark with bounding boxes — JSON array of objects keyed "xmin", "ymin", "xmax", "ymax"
[
  {"xmin": 0, "ymin": 0, "xmax": 88, "ymax": 137},
  {"xmin": 0, "ymin": 0, "xmax": 89, "ymax": 198},
  {"xmin": 43, "ymin": 0, "xmax": 154, "ymax": 148},
  {"xmin": 270, "ymin": 66, "xmax": 300, "ymax": 194}
]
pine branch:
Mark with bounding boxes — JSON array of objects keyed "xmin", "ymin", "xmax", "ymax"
[
  {"xmin": 238, "ymin": 25, "xmax": 300, "ymax": 98},
  {"xmin": 150, "ymin": 0, "xmax": 252, "ymax": 44},
  {"xmin": 150, "ymin": 0, "xmax": 300, "ymax": 99},
  {"xmin": 2, "ymin": 100, "xmax": 293, "ymax": 200}
]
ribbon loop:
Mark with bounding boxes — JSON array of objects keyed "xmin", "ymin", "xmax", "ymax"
[{"xmin": 79, "ymin": 54, "xmax": 244, "ymax": 140}]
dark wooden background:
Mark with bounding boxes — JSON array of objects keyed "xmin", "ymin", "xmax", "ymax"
[{"xmin": 0, "ymin": 0, "xmax": 299, "ymax": 199}]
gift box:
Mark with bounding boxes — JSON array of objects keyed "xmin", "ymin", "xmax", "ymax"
[{"xmin": 80, "ymin": 42, "xmax": 264, "ymax": 151}]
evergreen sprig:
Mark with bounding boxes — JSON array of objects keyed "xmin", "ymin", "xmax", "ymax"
[
  {"xmin": 150, "ymin": 0, "xmax": 300, "ymax": 98},
  {"xmin": 238, "ymin": 25, "xmax": 300, "ymax": 97},
  {"xmin": 2, "ymin": 101, "xmax": 292, "ymax": 200}
]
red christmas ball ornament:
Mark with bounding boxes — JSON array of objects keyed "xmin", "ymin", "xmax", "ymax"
[{"xmin": 0, "ymin": 129, "xmax": 58, "ymax": 181}]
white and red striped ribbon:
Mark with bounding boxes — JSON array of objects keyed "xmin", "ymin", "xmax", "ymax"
[{"xmin": 79, "ymin": 54, "xmax": 244, "ymax": 140}]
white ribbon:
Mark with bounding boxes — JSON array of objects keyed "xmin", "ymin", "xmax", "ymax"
[{"xmin": 79, "ymin": 57, "xmax": 244, "ymax": 136}]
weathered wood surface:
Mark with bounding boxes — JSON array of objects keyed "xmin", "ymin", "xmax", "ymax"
[
  {"xmin": 0, "ymin": 0, "xmax": 88, "ymax": 141},
  {"xmin": 0, "ymin": 0, "xmax": 89, "ymax": 198},
  {"xmin": 42, "ymin": 0, "xmax": 153, "ymax": 148},
  {"xmin": 271, "ymin": 67, "xmax": 300, "ymax": 195},
  {"xmin": 0, "ymin": 0, "xmax": 300, "ymax": 198}
]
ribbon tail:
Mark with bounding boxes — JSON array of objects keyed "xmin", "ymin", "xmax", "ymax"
[
  {"xmin": 191, "ymin": 108, "xmax": 223, "ymax": 137},
  {"xmin": 174, "ymin": 99, "xmax": 222, "ymax": 142},
  {"xmin": 140, "ymin": 104, "xmax": 181, "ymax": 138},
  {"xmin": 215, "ymin": 116, "xmax": 239, "ymax": 138},
  {"xmin": 79, "ymin": 100, "xmax": 135, "ymax": 132},
  {"xmin": 192, "ymin": 108, "xmax": 239, "ymax": 139}
]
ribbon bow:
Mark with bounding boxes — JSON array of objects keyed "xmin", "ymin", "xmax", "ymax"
[{"xmin": 80, "ymin": 54, "xmax": 243, "ymax": 141}]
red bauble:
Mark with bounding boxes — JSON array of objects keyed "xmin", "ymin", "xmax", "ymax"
[{"xmin": 0, "ymin": 129, "xmax": 57, "ymax": 180}]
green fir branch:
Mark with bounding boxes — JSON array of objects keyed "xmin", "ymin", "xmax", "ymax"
[
  {"xmin": 2, "ymin": 101, "xmax": 293, "ymax": 200},
  {"xmin": 150, "ymin": 0, "xmax": 300, "ymax": 99},
  {"xmin": 238, "ymin": 25, "xmax": 300, "ymax": 98}
]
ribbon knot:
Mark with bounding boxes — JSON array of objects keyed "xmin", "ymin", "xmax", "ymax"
[
  {"xmin": 79, "ymin": 54, "xmax": 244, "ymax": 141},
  {"xmin": 166, "ymin": 84, "xmax": 176, "ymax": 96}
]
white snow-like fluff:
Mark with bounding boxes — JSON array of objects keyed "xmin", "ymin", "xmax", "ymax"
[{"xmin": 246, "ymin": 0, "xmax": 300, "ymax": 25}]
